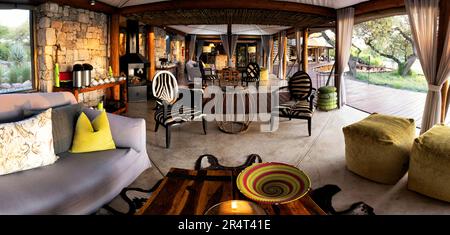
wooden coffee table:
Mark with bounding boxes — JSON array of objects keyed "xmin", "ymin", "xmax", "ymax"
[{"xmin": 137, "ymin": 168, "xmax": 326, "ymax": 215}]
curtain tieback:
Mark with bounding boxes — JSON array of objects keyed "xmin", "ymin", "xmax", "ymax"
[{"xmin": 428, "ymin": 84, "xmax": 442, "ymax": 92}]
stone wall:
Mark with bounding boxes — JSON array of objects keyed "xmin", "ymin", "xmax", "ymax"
[
  {"xmin": 154, "ymin": 27, "xmax": 185, "ymax": 80},
  {"xmin": 36, "ymin": 2, "xmax": 108, "ymax": 106}
]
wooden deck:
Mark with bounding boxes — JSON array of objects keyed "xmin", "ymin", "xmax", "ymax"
[{"xmin": 345, "ymin": 79, "xmax": 426, "ymax": 128}]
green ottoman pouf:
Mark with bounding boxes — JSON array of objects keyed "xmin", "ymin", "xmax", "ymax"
[
  {"xmin": 408, "ymin": 125, "xmax": 450, "ymax": 202},
  {"xmin": 343, "ymin": 113, "xmax": 416, "ymax": 184},
  {"xmin": 318, "ymin": 86, "xmax": 337, "ymax": 111}
]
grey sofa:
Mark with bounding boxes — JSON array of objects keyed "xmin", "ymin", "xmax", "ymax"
[{"xmin": 0, "ymin": 92, "xmax": 151, "ymax": 214}]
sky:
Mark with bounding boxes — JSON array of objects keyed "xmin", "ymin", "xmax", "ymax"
[{"xmin": 0, "ymin": 9, "xmax": 29, "ymax": 28}]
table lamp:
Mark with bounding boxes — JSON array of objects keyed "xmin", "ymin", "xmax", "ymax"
[{"xmin": 204, "ymin": 200, "xmax": 267, "ymax": 215}]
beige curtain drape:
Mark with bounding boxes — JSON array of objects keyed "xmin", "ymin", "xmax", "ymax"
[
  {"xmin": 188, "ymin": 34, "xmax": 196, "ymax": 61},
  {"xmin": 406, "ymin": 0, "xmax": 450, "ymax": 133},
  {"xmin": 336, "ymin": 7, "xmax": 354, "ymax": 108},
  {"xmin": 262, "ymin": 35, "xmax": 274, "ymax": 74},
  {"xmin": 295, "ymin": 28, "xmax": 303, "ymax": 72},
  {"xmin": 278, "ymin": 31, "xmax": 287, "ymax": 79}
]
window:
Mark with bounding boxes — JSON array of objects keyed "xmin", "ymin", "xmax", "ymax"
[{"xmin": 0, "ymin": 9, "xmax": 33, "ymax": 93}]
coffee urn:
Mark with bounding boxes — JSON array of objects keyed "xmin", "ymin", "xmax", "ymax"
[
  {"xmin": 72, "ymin": 64, "xmax": 83, "ymax": 88},
  {"xmin": 82, "ymin": 63, "xmax": 93, "ymax": 87}
]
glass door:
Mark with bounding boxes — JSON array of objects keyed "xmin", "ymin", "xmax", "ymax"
[{"xmin": 236, "ymin": 43, "xmax": 257, "ymax": 70}]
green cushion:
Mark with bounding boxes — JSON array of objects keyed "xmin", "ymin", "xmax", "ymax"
[
  {"xmin": 318, "ymin": 104, "xmax": 337, "ymax": 110},
  {"xmin": 318, "ymin": 93, "xmax": 337, "ymax": 99},
  {"xmin": 318, "ymin": 101, "xmax": 337, "ymax": 107},
  {"xmin": 317, "ymin": 98, "xmax": 337, "ymax": 104},
  {"xmin": 318, "ymin": 86, "xmax": 337, "ymax": 94}
]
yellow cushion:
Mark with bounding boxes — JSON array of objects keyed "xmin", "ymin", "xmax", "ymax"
[
  {"xmin": 70, "ymin": 111, "xmax": 116, "ymax": 153},
  {"xmin": 260, "ymin": 67, "xmax": 268, "ymax": 81},
  {"xmin": 343, "ymin": 113, "xmax": 416, "ymax": 184},
  {"xmin": 343, "ymin": 113, "xmax": 415, "ymax": 144},
  {"xmin": 415, "ymin": 124, "xmax": 450, "ymax": 156},
  {"xmin": 408, "ymin": 124, "xmax": 450, "ymax": 202}
]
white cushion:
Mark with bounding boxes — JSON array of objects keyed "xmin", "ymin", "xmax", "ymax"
[{"xmin": 0, "ymin": 108, "xmax": 58, "ymax": 175}]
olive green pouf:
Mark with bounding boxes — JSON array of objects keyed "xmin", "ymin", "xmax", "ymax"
[
  {"xmin": 343, "ymin": 113, "xmax": 416, "ymax": 184},
  {"xmin": 317, "ymin": 86, "xmax": 337, "ymax": 111},
  {"xmin": 408, "ymin": 125, "xmax": 450, "ymax": 202}
]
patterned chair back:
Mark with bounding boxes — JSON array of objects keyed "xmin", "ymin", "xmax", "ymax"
[
  {"xmin": 152, "ymin": 71, "xmax": 179, "ymax": 104},
  {"xmin": 246, "ymin": 62, "xmax": 260, "ymax": 80},
  {"xmin": 288, "ymin": 71, "xmax": 312, "ymax": 100}
]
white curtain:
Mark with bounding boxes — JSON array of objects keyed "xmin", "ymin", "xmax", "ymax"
[
  {"xmin": 278, "ymin": 31, "xmax": 287, "ymax": 79},
  {"xmin": 406, "ymin": 0, "xmax": 450, "ymax": 133},
  {"xmin": 230, "ymin": 35, "xmax": 239, "ymax": 67},
  {"xmin": 220, "ymin": 35, "xmax": 230, "ymax": 66},
  {"xmin": 188, "ymin": 34, "xmax": 196, "ymax": 61},
  {"xmin": 196, "ymin": 40, "xmax": 204, "ymax": 61},
  {"xmin": 336, "ymin": 7, "xmax": 354, "ymax": 107},
  {"xmin": 220, "ymin": 34, "xmax": 239, "ymax": 67},
  {"xmin": 295, "ymin": 28, "xmax": 303, "ymax": 71},
  {"xmin": 262, "ymin": 35, "xmax": 273, "ymax": 73}
]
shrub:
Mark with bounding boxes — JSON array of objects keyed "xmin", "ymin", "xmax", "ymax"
[
  {"xmin": 9, "ymin": 44, "xmax": 26, "ymax": 65},
  {"xmin": 7, "ymin": 65, "xmax": 21, "ymax": 83},
  {"xmin": 19, "ymin": 65, "xmax": 31, "ymax": 83},
  {"xmin": 0, "ymin": 43, "xmax": 9, "ymax": 61}
]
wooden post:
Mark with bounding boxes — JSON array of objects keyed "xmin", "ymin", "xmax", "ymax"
[
  {"xmin": 110, "ymin": 13, "xmax": 120, "ymax": 101},
  {"xmin": 227, "ymin": 23, "xmax": 232, "ymax": 67},
  {"xmin": 147, "ymin": 26, "xmax": 156, "ymax": 81},
  {"xmin": 439, "ymin": 0, "xmax": 450, "ymax": 123},
  {"xmin": 302, "ymin": 28, "xmax": 308, "ymax": 72},
  {"xmin": 283, "ymin": 34, "xmax": 287, "ymax": 79}
]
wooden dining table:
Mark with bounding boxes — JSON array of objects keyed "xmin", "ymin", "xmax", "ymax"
[{"xmin": 137, "ymin": 168, "xmax": 326, "ymax": 215}]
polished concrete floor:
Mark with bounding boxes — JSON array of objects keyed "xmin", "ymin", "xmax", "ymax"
[{"xmin": 110, "ymin": 100, "xmax": 450, "ymax": 215}]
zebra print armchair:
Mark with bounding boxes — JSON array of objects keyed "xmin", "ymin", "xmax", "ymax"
[
  {"xmin": 272, "ymin": 71, "xmax": 316, "ymax": 136},
  {"xmin": 152, "ymin": 71, "xmax": 207, "ymax": 148}
]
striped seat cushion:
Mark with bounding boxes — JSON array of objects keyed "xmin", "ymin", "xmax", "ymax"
[
  {"xmin": 288, "ymin": 71, "xmax": 312, "ymax": 100},
  {"xmin": 278, "ymin": 100, "xmax": 313, "ymax": 118},
  {"xmin": 155, "ymin": 106, "xmax": 204, "ymax": 125},
  {"xmin": 204, "ymin": 74, "xmax": 219, "ymax": 80}
]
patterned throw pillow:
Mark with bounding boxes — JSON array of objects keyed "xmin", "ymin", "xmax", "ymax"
[{"xmin": 0, "ymin": 108, "xmax": 59, "ymax": 176}]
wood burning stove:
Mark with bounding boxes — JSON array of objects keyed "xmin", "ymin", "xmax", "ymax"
[{"xmin": 120, "ymin": 20, "xmax": 149, "ymax": 102}]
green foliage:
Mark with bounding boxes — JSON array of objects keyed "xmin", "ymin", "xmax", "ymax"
[
  {"xmin": 0, "ymin": 43, "xmax": 9, "ymax": 61},
  {"xmin": 355, "ymin": 71, "xmax": 427, "ymax": 92},
  {"xmin": 0, "ymin": 25, "xmax": 8, "ymax": 38},
  {"xmin": 354, "ymin": 16, "xmax": 415, "ymax": 75},
  {"xmin": 19, "ymin": 64, "xmax": 31, "ymax": 82},
  {"xmin": 0, "ymin": 66, "xmax": 4, "ymax": 84},
  {"xmin": 8, "ymin": 65, "xmax": 20, "ymax": 83},
  {"xmin": 9, "ymin": 44, "xmax": 26, "ymax": 65}
]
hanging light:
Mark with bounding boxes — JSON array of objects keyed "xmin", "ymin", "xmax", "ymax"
[
  {"xmin": 203, "ymin": 46, "xmax": 211, "ymax": 53},
  {"xmin": 90, "ymin": 0, "xmax": 96, "ymax": 6},
  {"xmin": 209, "ymin": 43, "xmax": 215, "ymax": 48},
  {"xmin": 248, "ymin": 46, "xmax": 256, "ymax": 53}
]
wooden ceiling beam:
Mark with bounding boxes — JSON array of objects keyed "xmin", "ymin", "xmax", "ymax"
[
  {"xmin": 353, "ymin": 0, "xmax": 405, "ymax": 16},
  {"xmin": 119, "ymin": 0, "xmax": 336, "ymax": 17}
]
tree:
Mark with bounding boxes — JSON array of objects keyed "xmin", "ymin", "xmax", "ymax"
[{"xmin": 354, "ymin": 16, "xmax": 416, "ymax": 76}]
